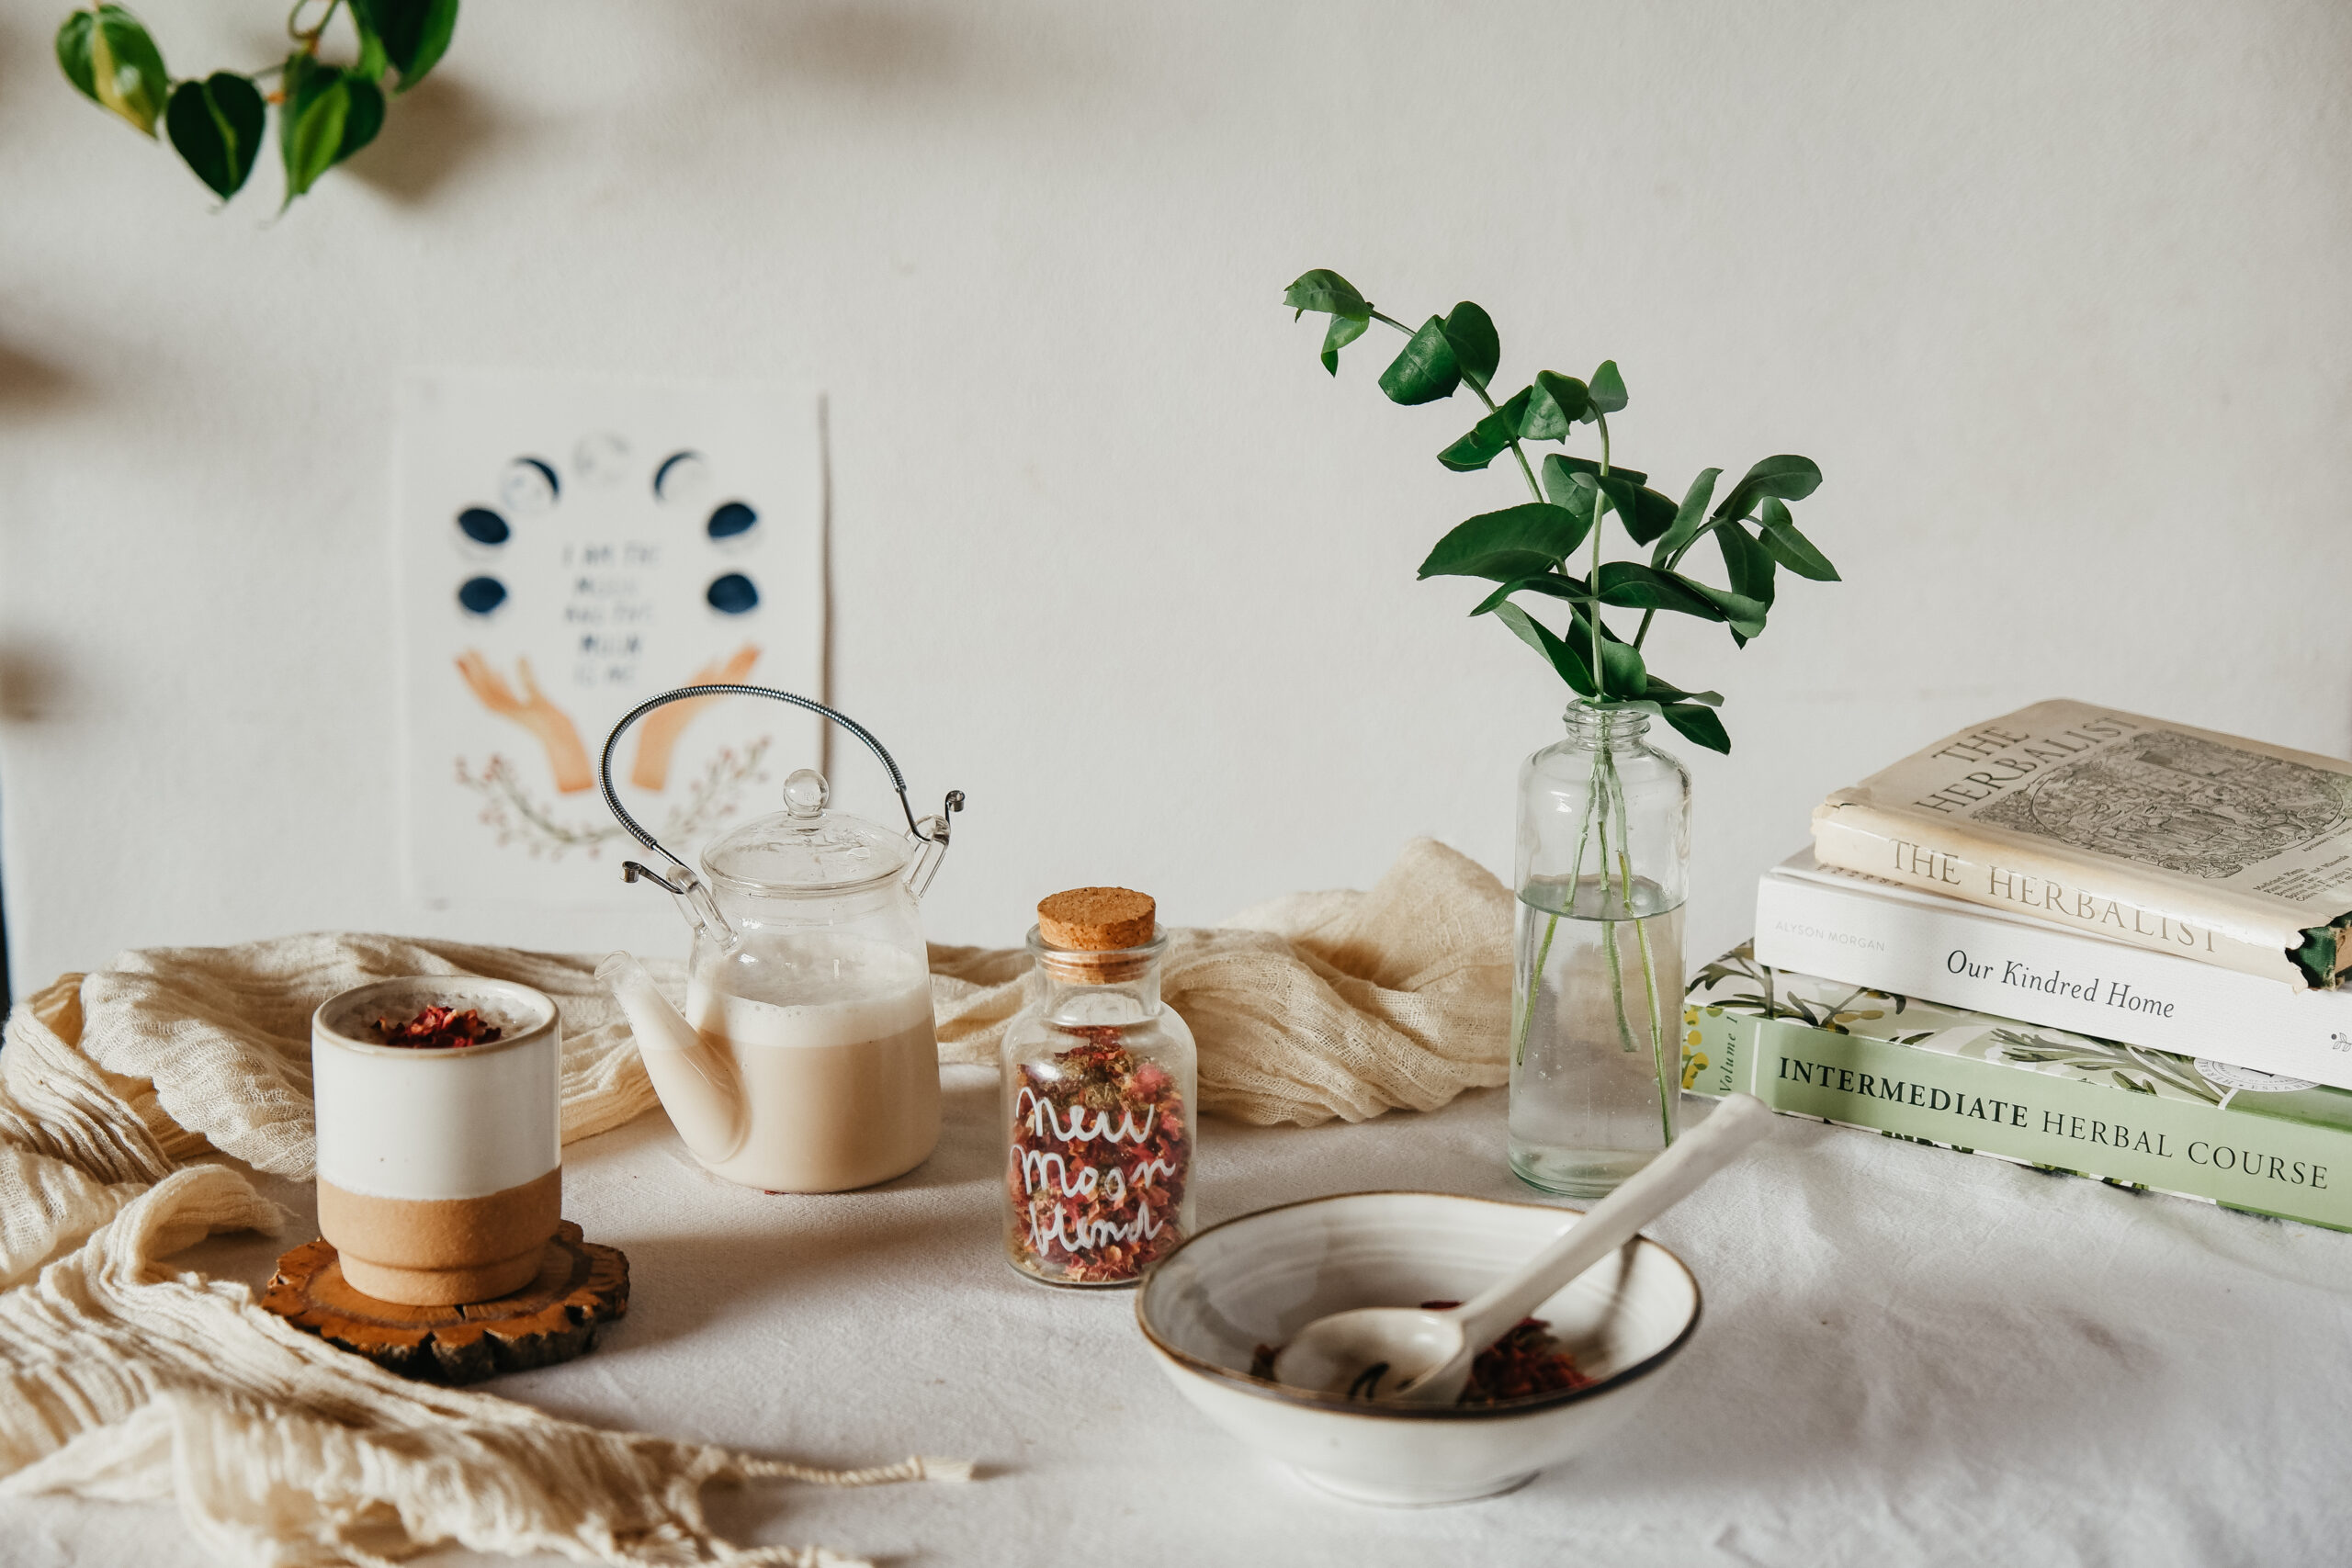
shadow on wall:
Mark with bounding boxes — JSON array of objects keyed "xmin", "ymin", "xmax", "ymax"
[
  {"xmin": 721, "ymin": 0, "xmax": 969, "ymax": 86},
  {"xmin": 0, "ymin": 342, "xmax": 74, "ymax": 417},
  {"xmin": 342, "ymin": 72, "xmax": 510, "ymax": 208}
]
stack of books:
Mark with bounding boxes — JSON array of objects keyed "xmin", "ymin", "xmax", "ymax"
[{"xmin": 1685, "ymin": 699, "xmax": 2352, "ymax": 1230}]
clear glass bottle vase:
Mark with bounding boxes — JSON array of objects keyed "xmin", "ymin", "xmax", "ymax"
[{"xmin": 1508, "ymin": 706, "xmax": 1691, "ymax": 1198}]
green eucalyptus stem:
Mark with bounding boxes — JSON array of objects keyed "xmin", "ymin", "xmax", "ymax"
[
  {"xmin": 1589, "ymin": 413, "xmax": 1611, "ymax": 685},
  {"xmin": 1593, "ymin": 762, "xmax": 1638, "ymax": 1056},
  {"xmin": 1606, "ymin": 736, "xmax": 1675, "ymax": 1147}
]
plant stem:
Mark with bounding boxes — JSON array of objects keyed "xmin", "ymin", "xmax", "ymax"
[
  {"xmin": 1607, "ymin": 743, "xmax": 1674, "ymax": 1148},
  {"xmin": 1513, "ymin": 728, "xmax": 1605, "ymax": 1068},
  {"xmin": 288, "ymin": 0, "xmax": 343, "ymax": 46},
  {"xmin": 1589, "ymin": 413, "xmax": 1611, "ymax": 691},
  {"xmin": 1592, "ymin": 759, "xmax": 1638, "ymax": 1055}
]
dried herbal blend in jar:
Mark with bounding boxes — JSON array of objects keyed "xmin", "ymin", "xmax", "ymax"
[{"xmin": 1002, "ymin": 887, "xmax": 1196, "ymax": 1288}]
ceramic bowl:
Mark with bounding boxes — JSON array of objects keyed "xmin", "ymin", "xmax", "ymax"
[{"xmin": 1135, "ymin": 1190, "xmax": 1701, "ymax": 1505}]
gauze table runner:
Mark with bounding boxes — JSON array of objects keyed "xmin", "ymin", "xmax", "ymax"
[{"xmin": 0, "ymin": 839, "xmax": 1511, "ymax": 1565}]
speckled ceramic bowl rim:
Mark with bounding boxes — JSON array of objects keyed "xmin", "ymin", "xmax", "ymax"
[
  {"xmin": 311, "ymin": 977, "xmax": 559, "ymax": 1062},
  {"xmin": 1134, "ymin": 1189, "xmax": 1702, "ymax": 1423}
]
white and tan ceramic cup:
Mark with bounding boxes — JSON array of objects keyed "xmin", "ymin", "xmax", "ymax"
[{"xmin": 311, "ymin": 977, "xmax": 562, "ymax": 1306}]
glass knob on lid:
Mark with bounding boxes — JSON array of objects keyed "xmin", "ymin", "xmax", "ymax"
[
  {"xmin": 783, "ymin": 768, "xmax": 829, "ymax": 818},
  {"xmin": 698, "ymin": 767, "xmax": 916, "ymax": 897}
]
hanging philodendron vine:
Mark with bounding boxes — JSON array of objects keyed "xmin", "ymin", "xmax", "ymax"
[
  {"xmin": 1283, "ymin": 268, "xmax": 1841, "ymax": 1146},
  {"xmin": 54, "ymin": 0, "xmax": 458, "ymax": 209}
]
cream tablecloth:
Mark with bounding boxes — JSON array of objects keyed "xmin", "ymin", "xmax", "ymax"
[{"xmin": 5, "ymin": 1068, "xmax": 2348, "ymax": 1566}]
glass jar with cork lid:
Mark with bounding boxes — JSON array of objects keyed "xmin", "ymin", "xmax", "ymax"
[{"xmin": 1002, "ymin": 887, "xmax": 1195, "ymax": 1288}]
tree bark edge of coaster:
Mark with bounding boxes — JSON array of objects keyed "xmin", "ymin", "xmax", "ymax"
[{"xmin": 262, "ymin": 1221, "xmax": 630, "ymax": 1384}]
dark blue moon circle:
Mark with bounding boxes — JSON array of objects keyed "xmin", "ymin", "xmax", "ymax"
[
  {"xmin": 706, "ymin": 573, "xmax": 759, "ymax": 615},
  {"xmin": 458, "ymin": 576, "xmax": 508, "ymax": 615},
  {"xmin": 707, "ymin": 501, "xmax": 758, "ymax": 540},
  {"xmin": 457, "ymin": 506, "xmax": 510, "ymax": 546},
  {"xmin": 518, "ymin": 457, "xmax": 560, "ymax": 498}
]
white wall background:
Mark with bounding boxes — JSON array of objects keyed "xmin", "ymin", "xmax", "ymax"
[{"xmin": 4, "ymin": 0, "xmax": 2348, "ymax": 995}]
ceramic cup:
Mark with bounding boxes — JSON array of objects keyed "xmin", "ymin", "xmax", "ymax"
[{"xmin": 311, "ymin": 977, "xmax": 562, "ymax": 1305}]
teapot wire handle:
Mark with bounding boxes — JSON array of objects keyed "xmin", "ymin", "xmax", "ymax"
[{"xmin": 598, "ymin": 683, "xmax": 965, "ymax": 893}]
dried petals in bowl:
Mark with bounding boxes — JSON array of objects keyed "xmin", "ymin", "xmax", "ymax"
[{"xmin": 373, "ymin": 1005, "xmax": 504, "ymax": 1050}]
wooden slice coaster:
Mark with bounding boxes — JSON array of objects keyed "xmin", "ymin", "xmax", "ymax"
[{"xmin": 263, "ymin": 1221, "xmax": 628, "ymax": 1385}]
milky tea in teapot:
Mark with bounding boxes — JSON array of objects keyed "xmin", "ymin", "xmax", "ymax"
[{"xmin": 597, "ymin": 687, "xmax": 962, "ymax": 1194}]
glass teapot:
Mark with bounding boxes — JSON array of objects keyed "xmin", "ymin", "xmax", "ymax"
[{"xmin": 594, "ymin": 684, "xmax": 963, "ymax": 1193}]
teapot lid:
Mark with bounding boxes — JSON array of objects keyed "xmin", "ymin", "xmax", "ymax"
[{"xmin": 699, "ymin": 769, "xmax": 912, "ymax": 896}]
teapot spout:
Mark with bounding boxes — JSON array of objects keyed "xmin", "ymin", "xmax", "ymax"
[{"xmin": 597, "ymin": 953, "xmax": 747, "ymax": 1166}]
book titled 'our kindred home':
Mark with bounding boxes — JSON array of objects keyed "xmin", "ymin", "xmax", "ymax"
[{"xmin": 1811, "ymin": 700, "xmax": 2352, "ymax": 990}]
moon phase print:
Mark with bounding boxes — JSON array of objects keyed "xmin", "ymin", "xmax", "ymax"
[{"xmin": 396, "ymin": 369, "xmax": 821, "ymax": 907}]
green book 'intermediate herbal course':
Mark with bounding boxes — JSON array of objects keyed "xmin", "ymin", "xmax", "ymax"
[{"xmin": 1685, "ymin": 946, "xmax": 2352, "ymax": 1232}]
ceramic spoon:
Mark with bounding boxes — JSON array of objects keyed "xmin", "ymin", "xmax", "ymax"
[{"xmin": 1272, "ymin": 1092, "xmax": 1775, "ymax": 1404}]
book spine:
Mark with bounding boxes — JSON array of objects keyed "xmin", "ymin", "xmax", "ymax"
[
  {"xmin": 1682, "ymin": 1007, "xmax": 2352, "ymax": 1231},
  {"xmin": 1753, "ymin": 874, "xmax": 2352, "ymax": 1091},
  {"xmin": 1811, "ymin": 802, "xmax": 2300, "ymax": 987}
]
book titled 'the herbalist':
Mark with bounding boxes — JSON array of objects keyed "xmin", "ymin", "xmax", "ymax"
[
  {"xmin": 1752, "ymin": 849, "xmax": 2352, "ymax": 1091},
  {"xmin": 1684, "ymin": 945, "xmax": 2352, "ymax": 1232},
  {"xmin": 1810, "ymin": 699, "xmax": 2352, "ymax": 988}
]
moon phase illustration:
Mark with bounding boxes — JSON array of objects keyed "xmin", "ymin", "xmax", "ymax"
[
  {"xmin": 458, "ymin": 576, "xmax": 508, "ymax": 615},
  {"xmin": 706, "ymin": 573, "xmax": 759, "ymax": 614},
  {"xmin": 500, "ymin": 457, "xmax": 560, "ymax": 514},
  {"xmin": 574, "ymin": 432, "xmax": 630, "ymax": 487},
  {"xmin": 652, "ymin": 449, "xmax": 710, "ymax": 504},
  {"xmin": 457, "ymin": 507, "xmax": 511, "ymax": 546},
  {"xmin": 707, "ymin": 501, "xmax": 758, "ymax": 540}
]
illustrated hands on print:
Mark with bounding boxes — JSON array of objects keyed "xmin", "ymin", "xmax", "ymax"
[{"xmin": 458, "ymin": 644, "xmax": 760, "ymax": 795}]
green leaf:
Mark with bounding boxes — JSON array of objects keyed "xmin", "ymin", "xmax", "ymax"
[
  {"xmin": 1672, "ymin": 574, "xmax": 1770, "ymax": 637},
  {"xmin": 1541, "ymin": 453, "xmax": 1593, "ymax": 513},
  {"xmin": 1438, "ymin": 386, "xmax": 1532, "ymax": 471},
  {"xmin": 1607, "ymin": 479, "xmax": 1679, "ymax": 547},
  {"xmin": 1283, "ymin": 268, "xmax": 1368, "ymax": 319},
  {"xmin": 1437, "ymin": 427, "xmax": 1506, "ymax": 472},
  {"xmin": 1594, "ymin": 562, "xmax": 1724, "ymax": 620},
  {"xmin": 1712, "ymin": 454, "xmax": 1824, "ymax": 523},
  {"xmin": 1755, "ymin": 497, "xmax": 1840, "ymax": 581},
  {"xmin": 1652, "ymin": 467, "xmax": 1723, "ymax": 562},
  {"xmin": 352, "ymin": 11, "xmax": 390, "ymax": 80},
  {"xmin": 1593, "ymin": 633, "xmax": 1646, "ymax": 700},
  {"xmin": 1527, "ymin": 371, "xmax": 1587, "ymax": 436},
  {"xmin": 1642, "ymin": 676, "xmax": 1724, "ymax": 707},
  {"xmin": 348, "ymin": 0, "xmax": 459, "ymax": 90},
  {"xmin": 1441, "ymin": 301, "xmax": 1499, "ymax": 388},
  {"xmin": 1419, "ymin": 502, "xmax": 1590, "ymax": 581},
  {"xmin": 1541, "ymin": 453, "xmax": 1648, "ymax": 490},
  {"xmin": 1715, "ymin": 525, "xmax": 1778, "ymax": 617},
  {"xmin": 1378, "ymin": 316, "xmax": 1462, "ymax": 405},
  {"xmin": 281, "ymin": 56, "xmax": 352, "ymax": 203},
  {"xmin": 164, "ymin": 73, "xmax": 265, "ymax": 199},
  {"xmin": 1659, "ymin": 701, "xmax": 1733, "ymax": 753},
  {"xmin": 1319, "ymin": 310, "xmax": 1370, "ymax": 375},
  {"xmin": 1468, "ymin": 572, "xmax": 1589, "ymax": 616},
  {"xmin": 1493, "ymin": 602, "xmax": 1597, "ymax": 697},
  {"xmin": 1588, "ymin": 359, "xmax": 1627, "ymax": 415},
  {"xmin": 339, "ymin": 75, "xmax": 386, "ymax": 162},
  {"xmin": 279, "ymin": 57, "xmax": 386, "ymax": 203},
  {"xmin": 58, "ymin": 6, "xmax": 168, "ymax": 137}
]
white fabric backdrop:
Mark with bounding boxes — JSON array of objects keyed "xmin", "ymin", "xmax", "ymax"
[{"xmin": 8, "ymin": 1077, "xmax": 2346, "ymax": 1565}]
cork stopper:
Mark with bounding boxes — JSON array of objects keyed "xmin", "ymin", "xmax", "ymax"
[{"xmin": 1037, "ymin": 886, "xmax": 1157, "ymax": 952}]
